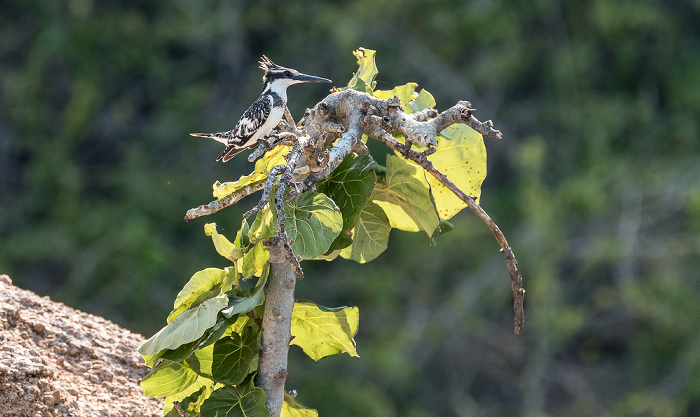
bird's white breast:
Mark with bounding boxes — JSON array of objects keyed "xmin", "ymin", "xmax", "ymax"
[{"xmin": 243, "ymin": 96, "xmax": 285, "ymax": 148}]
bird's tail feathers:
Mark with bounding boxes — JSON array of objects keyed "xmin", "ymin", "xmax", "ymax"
[
  {"xmin": 190, "ymin": 132, "xmax": 229, "ymax": 145},
  {"xmin": 217, "ymin": 145, "xmax": 247, "ymax": 162}
]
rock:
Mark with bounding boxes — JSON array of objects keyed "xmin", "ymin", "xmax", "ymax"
[{"xmin": 0, "ymin": 276, "xmax": 163, "ymax": 416}]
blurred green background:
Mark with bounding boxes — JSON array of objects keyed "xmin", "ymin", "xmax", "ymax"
[{"xmin": 2, "ymin": 0, "xmax": 700, "ymax": 416}]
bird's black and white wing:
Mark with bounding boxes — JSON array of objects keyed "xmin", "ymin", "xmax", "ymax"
[
  {"xmin": 190, "ymin": 95, "xmax": 272, "ymax": 162},
  {"xmin": 217, "ymin": 95, "xmax": 272, "ymax": 162}
]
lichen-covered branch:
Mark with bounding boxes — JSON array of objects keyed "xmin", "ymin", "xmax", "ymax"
[{"xmin": 184, "ymin": 182, "xmax": 265, "ymax": 221}]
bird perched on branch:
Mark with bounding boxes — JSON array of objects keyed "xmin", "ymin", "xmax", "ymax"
[{"xmin": 191, "ymin": 56, "xmax": 332, "ymax": 162}]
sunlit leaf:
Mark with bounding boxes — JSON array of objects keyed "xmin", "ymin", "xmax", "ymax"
[
  {"xmin": 212, "ymin": 145, "xmax": 291, "ymax": 199},
  {"xmin": 427, "ymin": 124, "xmax": 487, "ymax": 218},
  {"xmin": 211, "ymin": 327, "xmax": 258, "ymax": 386},
  {"xmin": 373, "ymin": 83, "xmax": 418, "ymax": 106},
  {"xmin": 164, "ymin": 383, "xmax": 213, "ymax": 417},
  {"xmin": 249, "ymin": 206, "xmax": 277, "ymax": 243},
  {"xmin": 186, "ymin": 345, "xmax": 213, "ymax": 378},
  {"xmin": 168, "ymin": 268, "xmax": 231, "ymax": 323},
  {"xmin": 370, "ymin": 155, "xmax": 440, "ymax": 236},
  {"xmin": 200, "ymin": 382, "xmax": 268, "ymax": 417},
  {"xmin": 282, "ymin": 393, "xmax": 318, "ymax": 417},
  {"xmin": 139, "ymin": 295, "xmax": 229, "ymax": 356},
  {"xmin": 405, "ymin": 88, "xmax": 436, "ymax": 114},
  {"xmin": 205, "ymin": 223, "xmax": 243, "ymax": 262},
  {"xmin": 285, "ymin": 191, "xmax": 343, "ymax": 259},
  {"xmin": 339, "ymin": 202, "xmax": 390, "ymax": 263},
  {"xmin": 240, "ymin": 242, "xmax": 269, "ymax": 280},
  {"xmin": 235, "ymin": 219, "xmax": 251, "ymax": 249},
  {"xmin": 221, "ymin": 278, "xmax": 266, "ymax": 318},
  {"xmin": 290, "ymin": 301, "xmax": 359, "ymax": 361},
  {"xmin": 212, "ymin": 173, "xmax": 267, "ymax": 199},
  {"xmin": 317, "ymin": 154, "xmax": 377, "ymax": 230},
  {"xmin": 186, "ymin": 315, "xmax": 250, "ymax": 378},
  {"xmin": 346, "ymin": 48, "xmax": 378, "ymax": 92},
  {"xmin": 255, "ymin": 144, "xmax": 292, "ymax": 174},
  {"xmin": 141, "ymin": 359, "xmax": 199, "ymax": 398}
]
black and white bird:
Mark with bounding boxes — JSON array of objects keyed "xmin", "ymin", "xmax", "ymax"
[{"xmin": 191, "ymin": 56, "xmax": 332, "ymax": 162}]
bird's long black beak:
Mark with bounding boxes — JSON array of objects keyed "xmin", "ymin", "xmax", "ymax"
[{"xmin": 293, "ymin": 73, "xmax": 332, "ymax": 83}]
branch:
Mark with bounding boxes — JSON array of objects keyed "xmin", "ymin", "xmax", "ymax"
[
  {"xmin": 184, "ymin": 182, "xmax": 265, "ymax": 221},
  {"xmin": 257, "ymin": 236, "xmax": 296, "ymax": 417},
  {"xmin": 370, "ymin": 129, "xmax": 524, "ymax": 334}
]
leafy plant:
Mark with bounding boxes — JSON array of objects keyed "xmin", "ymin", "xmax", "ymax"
[{"xmin": 139, "ymin": 48, "xmax": 522, "ymax": 417}]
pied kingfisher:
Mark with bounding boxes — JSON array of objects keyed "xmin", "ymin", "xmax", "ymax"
[{"xmin": 191, "ymin": 56, "xmax": 332, "ymax": 162}]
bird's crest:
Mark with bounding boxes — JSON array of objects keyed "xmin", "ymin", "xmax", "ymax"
[{"xmin": 259, "ymin": 55, "xmax": 282, "ymax": 72}]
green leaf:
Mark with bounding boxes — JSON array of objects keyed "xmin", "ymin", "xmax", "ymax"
[
  {"xmin": 346, "ymin": 48, "xmax": 378, "ymax": 92},
  {"xmin": 249, "ymin": 206, "xmax": 277, "ymax": 242},
  {"xmin": 405, "ymin": 88, "xmax": 436, "ymax": 114},
  {"xmin": 285, "ymin": 191, "xmax": 343, "ymax": 259},
  {"xmin": 240, "ymin": 242, "xmax": 269, "ymax": 280},
  {"xmin": 370, "ymin": 155, "xmax": 440, "ymax": 236},
  {"xmin": 290, "ymin": 301, "xmax": 359, "ymax": 361},
  {"xmin": 324, "ymin": 229, "xmax": 353, "ymax": 255},
  {"xmin": 221, "ymin": 277, "xmax": 266, "ymax": 318},
  {"xmin": 431, "ymin": 218, "xmax": 455, "ymax": 244},
  {"xmin": 186, "ymin": 315, "xmax": 250, "ymax": 378},
  {"xmin": 164, "ymin": 383, "xmax": 214, "ymax": 417},
  {"xmin": 139, "ymin": 294, "xmax": 229, "ymax": 356},
  {"xmin": 141, "ymin": 359, "xmax": 199, "ymax": 398},
  {"xmin": 235, "ymin": 219, "xmax": 251, "ymax": 249},
  {"xmin": 168, "ymin": 268, "xmax": 231, "ymax": 323},
  {"xmin": 339, "ymin": 201, "xmax": 391, "ymax": 263},
  {"xmin": 427, "ymin": 124, "xmax": 487, "ymax": 218},
  {"xmin": 254, "ymin": 144, "xmax": 292, "ymax": 175},
  {"xmin": 282, "ymin": 393, "xmax": 318, "ymax": 417},
  {"xmin": 200, "ymin": 383, "xmax": 268, "ymax": 417},
  {"xmin": 186, "ymin": 344, "xmax": 214, "ymax": 378},
  {"xmin": 373, "ymin": 82, "xmax": 418, "ymax": 106},
  {"xmin": 205, "ymin": 223, "xmax": 244, "ymax": 262},
  {"xmin": 212, "ymin": 146, "xmax": 291, "ymax": 199},
  {"xmin": 317, "ymin": 154, "xmax": 377, "ymax": 230},
  {"xmin": 211, "ymin": 327, "xmax": 259, "ymax": 386}
]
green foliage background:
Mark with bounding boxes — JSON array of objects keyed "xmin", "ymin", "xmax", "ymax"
[{"xmin": 1, "ymin": 1, "xmax": 699, "ymax": 416}]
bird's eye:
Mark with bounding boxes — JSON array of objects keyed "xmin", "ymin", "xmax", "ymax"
[{"xmin": 284, "ymin": 70, "xmax": 292, "ymax": 76}]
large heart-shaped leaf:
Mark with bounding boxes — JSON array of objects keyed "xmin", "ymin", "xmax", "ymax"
[
  {"xmin": 290, "ymin": 301, "xmax": 359, "ymax": 361},
  {"xmin": 211, "ymin": 327, "xmax": 258, "ymax": 386},
  {"xmin": 285, "ymin": 191, "xmax": 343, "ymax": 259}
]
